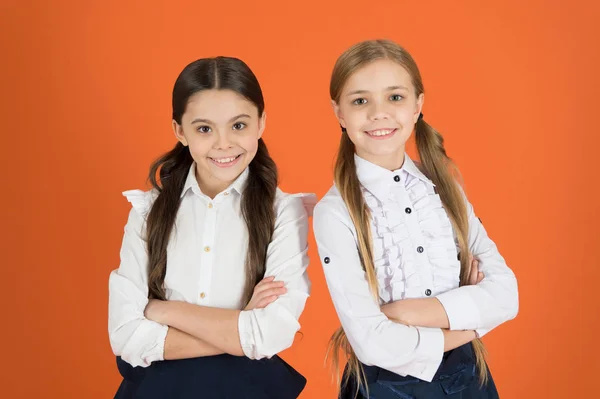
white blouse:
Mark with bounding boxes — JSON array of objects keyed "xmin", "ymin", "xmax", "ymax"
[
  {"xmin": 313, "ymin": 154, "xmax": 518, "ymax": 382},
  {"xmin": 108, "ymin": 164, "xmax": 316, "ymax": 367}
]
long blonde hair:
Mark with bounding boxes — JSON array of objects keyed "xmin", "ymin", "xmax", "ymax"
[{"xmin": 327, "ymin": 39, "xmax": 488, "ymax": 397}]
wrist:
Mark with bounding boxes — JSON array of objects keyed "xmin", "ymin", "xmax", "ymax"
[
  {"xmin": 153, "ymin": 300, "xmax": 172, "ymax": 325},
  {"xmin": 382, "ymin": 302, "xmax": 409, "ymax": 324}
]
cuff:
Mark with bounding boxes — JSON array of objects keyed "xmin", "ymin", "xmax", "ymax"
[
  {"xmin": 122, "ymin": 321, "xmax": 169, "ymax": 368},
  {"xmin": 412, "ymin": 327, "xmax": 444, "ymax": 382},
  {"xmin": 476, "ymin": 327, "xmax": 491, "ymax": 338},
  {"xmin": 436, "ymin": 288, "xmax": 481, "ymax": 331},
  {"xmin": 237, "ymin": 310, "xmax": 256, "ymax": 359}
]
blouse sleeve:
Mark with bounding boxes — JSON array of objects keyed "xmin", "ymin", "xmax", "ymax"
[
  {"xmin": 436, "ymin": 190, "xmax": 519, "ymax": 337},
  {"xmin": 108, "ymin": 190, "xmax": 169, "ymax": 367},
  {"xmin": 237, "ymin": 193, "xmax": 315, "ymax": 359}
]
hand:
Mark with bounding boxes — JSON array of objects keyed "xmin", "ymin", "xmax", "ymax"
[
  {"xmin": 144, "ymin": 299, "xmax": 167, "ymax": 323},
  {"xmin": 244, "ymin": 276, "xmax": 287, "ymax": 311},
  {"xmin": 467, "ymin": 254, "xmax": 484, "ymax": 285}
]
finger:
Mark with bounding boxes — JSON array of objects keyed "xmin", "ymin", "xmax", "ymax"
[
  {"xmin": 466, "ymin": 253, "xmax": 475, "ymax": 280},
  {"xmin": 254, "ymin": 282, "xmax": 285, "ymax": 297},
  {"xmin": 256, "ymin": 295, "xmax": 279, "ymax": 309},
  {"xmin": 477, "ymin": 271, "xmax": 484, "ymax": 284},
  {"xmin": 254, "ymin": 281, "xmax": 285, "ymax": 295},
  {"xmin": 257, "ymin": 287, "xmax": 287, "ymax": 299},
  {"xmin": 255, "ymin": 276, "xmax": 276, "ymax": 287},
  {"xmin": 473, "ymin": 260, "xmax": 480, "ymax": 284},
  {"xmin": 469, "ymin": 259, "xmax": 479, "ymax": 285}
]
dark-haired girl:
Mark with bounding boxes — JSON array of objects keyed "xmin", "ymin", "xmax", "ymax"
[{"xmin": 108, "ymin": 56, "xmax": 314, "ymax": 399}]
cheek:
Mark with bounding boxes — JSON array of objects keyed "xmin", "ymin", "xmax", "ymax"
[
  {"xmin": 396, "ymin": 103, "xmax": 417, "ymax": 120},
  {"xmin": 188, "ymin": 138, "xmax": 212, "ymax": 157},
  {"xmin": 240, "ymin": 134, "xmax": 259, "ymax": 156},
  {"xmin": 342, "ymin": 108, "xmax": 365, "ymax": 128}
]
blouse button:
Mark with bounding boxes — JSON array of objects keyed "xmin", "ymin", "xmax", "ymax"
[
  {"xmin": 208, "ymin": 203, "xmax": 213, "ymax": 209},
  {"xmin": 224, "ymin": 192, "xmax": 230, "ymax": 196},
  {"xmin": 405, "ymin": 207, "xmax": 412, "ymax": 214},
  {"xmin": 200, "ymin": 292, "xmax": 206, "ymax": 299},
  {"xmin": 417, "ymin": 246, "xmax": 424, "ymax": 253},
  {"xmin": 204, "ymin": 246, "xmax": 211, "ymax": 252},
  {"xmin": 393, "ymin": 175, "xmax": 400, "ymax": 182},
  {"xmin": 324, "ymin": 257, "xmax": 330, "ymax": 264},
  {"xmin": 425, "ymin": 289, "xmax": 432, "ymax": 296}
]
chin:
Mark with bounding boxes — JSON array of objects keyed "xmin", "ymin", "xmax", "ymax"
[{"xmin": 367, "ymin": 145, "xmax": 404, "ymax": 156}]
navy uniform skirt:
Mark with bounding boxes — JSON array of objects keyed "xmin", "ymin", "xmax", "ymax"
[
  {"xmin": 114, "ymin": 354, "xmax": 306, "ymax": 399},
  {"xmin": 340, "ymin": 343, "xmax": 499, "ymax": 399}
]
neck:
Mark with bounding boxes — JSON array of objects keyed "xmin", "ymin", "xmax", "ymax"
[
  {"xmin": 195, "ymin": 170, "xmax": 234, "ymax": 199},
  {"xmin": 357, "ymin": 148, "xmax": 406, "ymax": 171}
]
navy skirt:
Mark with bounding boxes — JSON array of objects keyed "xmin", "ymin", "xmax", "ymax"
[
  {"xmin": 340, "ymin": 343, "xmax": 499, "ymax": 399},
  {"xmin": 114, "ymin": 354, "xmax": 306, "ymax": 399}
]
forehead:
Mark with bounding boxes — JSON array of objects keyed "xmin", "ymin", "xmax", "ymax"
[
  {"xmin": 183, "ymin": 89, "xmax": 258, "ymax": 123},
  {"xmin": 343, "ymin": 59, "xmax": 414, "ymax": 94}
]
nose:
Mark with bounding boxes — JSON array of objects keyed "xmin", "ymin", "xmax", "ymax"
[
  {"xmin": 215, "ymin": 131, "xmax": 234, "ymax": 150},
  {"xmin": 368, "ymin": 100, "xmax": 390, "ymax": 121}
]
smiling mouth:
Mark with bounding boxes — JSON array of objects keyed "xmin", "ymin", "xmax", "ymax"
[
  {"xmin": 208, "ymin": 154, "xmax": 242, "ymax": 167},
  {"xmin": 364, "ymin": 128, "xmax": 397, "ymax": 138}
]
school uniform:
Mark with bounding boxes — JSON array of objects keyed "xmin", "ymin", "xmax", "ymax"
[
  {"xmin": 108, "ymin": 164, "xmax": 315, "ymax": 398},
  {"xmin": 313, "ymin": 153, "xmax": 519, "ymax": 398}
]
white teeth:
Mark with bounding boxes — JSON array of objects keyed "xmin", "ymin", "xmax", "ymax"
[
  {"xmin": 212, "ymin": 156, "xmax": 238, "ymax": 163},
  {"xmin": 368, "ymin": 129, "xmax": 394, "ymax": 136}
]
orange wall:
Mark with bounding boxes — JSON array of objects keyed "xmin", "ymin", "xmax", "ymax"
[{"xmin": 1, "ymin": 0, "xmax": 598, "ymax": 397}]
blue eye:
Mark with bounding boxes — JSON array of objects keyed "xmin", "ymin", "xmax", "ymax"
[
  {"xmin": 390, "ymin": 94, "xmax": 403, "ymax": 101},
  {"xmin": 197, "ymin": 126, "xmax": 211, "ymax": 133},
  {"xmin": 352, "ymin": 98, "xmax": 367, "ymax": 105},
  {"xmin": 232, "ymin": 122, "xmax": 246, "ymax": 130}
]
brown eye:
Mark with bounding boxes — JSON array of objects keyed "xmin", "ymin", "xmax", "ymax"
[
  {"xmin": 197, "ymin": 126, "xmax": 211, "ymax": 133},
  {"xmin": 352, "ymin": 98, "xmax": 367, "ymax": 105},
  {"xmin": 232, "ymin": 122, "xmax": 246, "ymax": 130}
]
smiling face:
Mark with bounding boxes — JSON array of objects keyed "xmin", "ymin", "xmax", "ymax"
[
  {"xmin": 172, "ymin": 89, "xmax": 265, "ymax": 197},
  {"xmin": 332, "ymin": 58, "xmax": 424, "ymax": 170}
]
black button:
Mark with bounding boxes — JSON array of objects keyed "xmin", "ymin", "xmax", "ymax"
[
  {"xmin": 324, "ymin": 257, "xmax": 330, "ymax": 264},
  {"xmin": 393, "ymin": 175, "xmax": 400, "ymax": 182},
  {"xmin": 417, "ymin": 246, "xmax": 424, "ymax": 253},
  {"xmin": 425, "ymin": 289, "xmax": 432, "ymax": 296},
  {"xmin": 405, "ymin": 207, "xmax": 412, "ymax": 214}
]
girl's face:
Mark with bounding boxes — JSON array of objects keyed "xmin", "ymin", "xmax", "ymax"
[
  {"xmin": 333, "ymin": 59, "xmax": 424, "ymax": 170},
  {"xmin": 173, "ymin": 89, "xmax": 265, "ymax": 197}
]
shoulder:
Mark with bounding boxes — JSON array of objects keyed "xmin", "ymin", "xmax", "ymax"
[
  {"xmin": 314, "ymin": 185, "xmax": 348, "ymax": 219},
  {"xmin": 313, "ymin": 185, "xmax": 354, "ymax": 229},
  {"xmin": 122, "ymin": 188, "xmax": 159, "ymax": 218},
  {"xmin": 274, "ymin": 188, "xmax": 318, "ymax": 219}
]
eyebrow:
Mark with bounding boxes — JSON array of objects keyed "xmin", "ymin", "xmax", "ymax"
[
  {"xmin": 346, "ymin": 85, "xmax": 409, "ymax": 96},
  {"xmin": 190, "ymin": 114, "xmax": 251, "ymax": 124}
]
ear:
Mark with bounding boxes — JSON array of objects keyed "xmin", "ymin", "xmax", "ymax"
[
  {"xmin": 331, "ymin": 99, "xmax": 346, "ymax": 129},
  {"xmin": 414, "ymin": 93, "xmax": 425, "ymax": 124},
  {"xmin": 172, "ymin": 120, "xmax": 188, "ymax": 146},
  {"xmin": 258, "ymin": 111, "xmax": 267, "ymax": 139}
]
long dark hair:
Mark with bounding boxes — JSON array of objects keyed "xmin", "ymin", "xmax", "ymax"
[{"xmin": 145, "ymin": 57, "xmax": 278, "ymax": 307}]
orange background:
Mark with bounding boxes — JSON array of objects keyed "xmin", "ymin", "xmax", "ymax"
[{"xmin": 1, "ymin": 0, "xmax": 598, "ymax": 397}]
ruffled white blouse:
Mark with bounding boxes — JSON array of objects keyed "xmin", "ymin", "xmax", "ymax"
[{"xmin": 313, "ymin": 153, "xmax": 518, "ymax": 382}]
